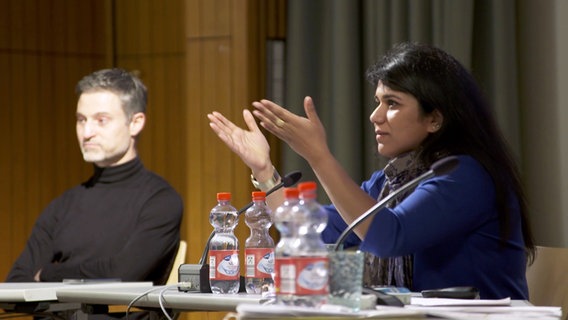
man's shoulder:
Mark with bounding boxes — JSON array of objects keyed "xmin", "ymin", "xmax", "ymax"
[
  {"xmin": 142, "ymin": 169, "xmax": 175, "ymax": 187},
  {"xmin": 139, "ymin": 169, "xmax": 183, "ymax": 202},
  {"xmin": 137, "ymin": 166, "xmax": 175, "ymax": 185}
]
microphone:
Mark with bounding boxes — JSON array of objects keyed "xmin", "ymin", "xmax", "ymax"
[
  {"xmin": 332, "ymin": 156, "xmax": 459, "ymax": 251},
  {"xmin": 178, "ymin": 170, "xmax": 302, "ymax": 292}
]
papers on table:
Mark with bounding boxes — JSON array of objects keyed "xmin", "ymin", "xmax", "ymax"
[
  {"xmin": 411, "ymin": 297, "xmax": 511, "ymax": 306},
  {"xmin": 235, "ymin": 303, "xmax": 424, "ymax": 319},
  {"xmin": 410, "ymin": 306, "xmax": 561, "ymax": 320},
  {"xmin": 234, "ymin": 297, "xmax": 562, "ymax": 319},
  {"xmin": 407, "ymin": 297, "xmax": 561, "ymax": 319}
]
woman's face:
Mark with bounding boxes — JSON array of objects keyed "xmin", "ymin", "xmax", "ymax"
[{"xmin": 369, "ymin": 81, "xmax": 440, "ymax": 158}]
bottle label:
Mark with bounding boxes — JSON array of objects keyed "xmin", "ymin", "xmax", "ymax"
[
  {"xmin": 245, "ymin": 248, "xmax": 274, "ymax": 278},
  {"xmin": 295, "ymin": 256, "xmax": 329, "ymax": 295},
  {"xmin": 274, "ymin": 257, "xmax": 296, "ymax": 294},
  {"xmin": 209, "ymin": 250, "xmax": 240, "ymax": 280}
]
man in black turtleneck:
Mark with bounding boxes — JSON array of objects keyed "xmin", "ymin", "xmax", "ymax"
[{"xmin": 6, "ymin": 68, "xmax": 183, "ymax": 285}]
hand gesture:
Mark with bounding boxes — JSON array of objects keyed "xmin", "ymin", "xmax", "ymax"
[
  {"xmin": 252, "ymin": 96, "xmax": 330, "ymax": 166},
  {"xmin": 207, "ymin": 109, "xmax": 273, "ymax": 177}
]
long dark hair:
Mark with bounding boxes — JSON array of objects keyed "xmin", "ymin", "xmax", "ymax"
[{"xmin": 366, "ymin": 42, "xmax": 535, "ymax": 263}]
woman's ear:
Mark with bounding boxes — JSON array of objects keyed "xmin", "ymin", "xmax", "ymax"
[
  {"xmin": 428, "ymin": 109, "xmax": 444, "ymax": 133},
  {"xmin": 129, "ymin": 112, "xmax": 146, "ymax": 137}
]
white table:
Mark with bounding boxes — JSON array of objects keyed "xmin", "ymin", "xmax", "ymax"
[
  {"xmin": 56, "ymin": 285, "xmax": 261, "ymax": 312},
  {"xmin": 0, "ymin": 282, "xmax": 153, "ymax": 316},
  {"xmin": 0, "ymin": 282, "xmax": 153, "ymax": 302},
  {"xmin": 0, "ymin": 282, "xmax": 70, "ymax": 302}
]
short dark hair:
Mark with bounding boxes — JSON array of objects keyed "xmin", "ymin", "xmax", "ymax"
[{"xmin": 76, "ymin": 68, "xmax": 147, "ymax": 118}]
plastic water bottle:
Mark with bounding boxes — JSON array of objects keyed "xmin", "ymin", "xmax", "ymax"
[
  {"xmin": 244, "ymin": 191, "xmax": 275, "ymax": 295},
  {"xmin": 209, "ymin": 192, "xmax": 240, "ymax": 294},
  {"xmin": 293, "ymin": 181, "xmax": 329, "ymax": 307},
  {"xmin": 273, "ymin": 187, "xmax": 300, "ymax": 305}
]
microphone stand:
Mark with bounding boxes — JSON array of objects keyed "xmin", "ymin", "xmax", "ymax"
[
  {"xmin": 332, "ymin": 156, "xmax": 459, "ymax": 251},
  {"xmin": 178, "ymin": 171, "xmax": 302, "ymax": 292}
]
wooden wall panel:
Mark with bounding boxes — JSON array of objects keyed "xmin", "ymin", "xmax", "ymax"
[
  {"xmin": 186, "ymin": 0, "xmax": 231, "ymax": 38},
  {"xmin": 183, "ymin": 2, "xmax": 285, "ymax": 319},
  {"xmin": 112, "ymin": 0, "xmax": 188, "ymax": 219},
  {"xmin": 0, "ymin": 43, "xmax": 10, "ymax": 275},
  {"xmin": 266, "ymin": 0, "xmax": 287, "ymax": 38},
  {"xmin": 186, "ymin": 42, "xmax": 232, "ymax": 263},
  {"xmin": 185, "ymin": 0, "xmax": 245, "ymax": 271},
  {"xmin": 0, "ymin": 2, "xmax": 286, "ymax": 319},
  {"xmin": 0, "ymin": 0, "xmax": 112, "ymax": 279}
]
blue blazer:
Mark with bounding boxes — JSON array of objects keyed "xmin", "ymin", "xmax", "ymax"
[{"xmin": 322, "ymin": 155, "xmax": 529, "ymax": 299}]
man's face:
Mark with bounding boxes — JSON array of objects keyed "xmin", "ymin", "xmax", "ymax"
[{"xmin": 76, "ymin": 91, "xmax": 138, "ymax": 167}]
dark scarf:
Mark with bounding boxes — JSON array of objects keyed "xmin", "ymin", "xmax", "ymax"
[{"xmin": 362, "ymin": 151, "xmax": 427, "ymax": 289}]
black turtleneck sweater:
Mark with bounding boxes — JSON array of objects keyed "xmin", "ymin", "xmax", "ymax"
[{"xmin": 6, "ymin": 157, "xmax": 183, "ymax": 284}]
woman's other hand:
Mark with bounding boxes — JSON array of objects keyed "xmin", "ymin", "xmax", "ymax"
[
  {"xmin": 207, "ymin": 109, "xmax": 273, "ymax": 180},
  {"xmin": 252, "ymin": 96, "xmax": 331, "ymax": 167}
]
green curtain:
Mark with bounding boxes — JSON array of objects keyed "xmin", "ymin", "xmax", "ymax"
[{"xmin": 282, "ymin": 0, "xmax": 521, "ymax": 202}]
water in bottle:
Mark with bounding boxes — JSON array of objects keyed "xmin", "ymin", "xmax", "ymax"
[
  {"xmin": 273, "ymin": 187, "xmax": 300, "ymax": 305},
  {"xmin": 245, "ymin": 191, "xmax": 275, "ymax": 295},
  {"xmin": 292, "ymin": 181, "xmax": 329, "ymax": 307},
  {"xmin": 209, "ymin": 192, "xmax": 240, "ymax": 294}
]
